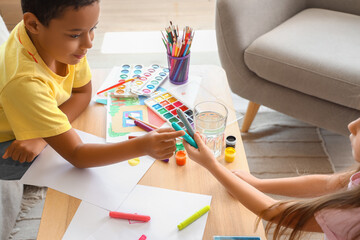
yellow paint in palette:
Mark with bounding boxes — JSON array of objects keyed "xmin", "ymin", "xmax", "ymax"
[
  {"xmin": 155, "ymin": 96, "xmax": 164, "ymax": 102},
  {"xmin": 168, "ymin": 97, "xmax": 177, "ymax": 103},
  {"xmin": 162, "ymin": 93, "xmax": 172, "ymax": 98}
]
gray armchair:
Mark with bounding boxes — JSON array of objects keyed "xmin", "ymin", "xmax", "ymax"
[{"xmin": 216, "ymin": 0, "xmax": 360, "ymax": 136}]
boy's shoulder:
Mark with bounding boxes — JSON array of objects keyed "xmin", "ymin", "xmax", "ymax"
[{"xmin": 0, "ymin": 22, "xmax": 53, "ymax": 90}]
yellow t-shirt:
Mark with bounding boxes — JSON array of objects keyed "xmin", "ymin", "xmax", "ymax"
[{"xmin": 0, "ymin": 21, "xmax": 92, "ymax": 142}]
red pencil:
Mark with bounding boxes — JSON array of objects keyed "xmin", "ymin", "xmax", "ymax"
[{"xmin": 97, "ymin": 78, "xmax": 136, "ymax": 95}]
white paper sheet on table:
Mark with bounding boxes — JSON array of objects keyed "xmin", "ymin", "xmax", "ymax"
[
  {"xmin": 63, "ymin": 185, "xmax": 212, "ymax": 240},
  {"xmin": 162, "ymin": 75, "xmax": 202, "ymax": 109},
  {"xmin": 20, "ymin": 130, "xmax": 155, "ymax": 210}
]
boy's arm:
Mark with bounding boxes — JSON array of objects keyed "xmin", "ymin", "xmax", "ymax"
[
  {"xmin": 233, "ymin": 171, "xmax": 350, "ymax": 198},
  {"xmin": 58, "ymin": 80, "xmax": 92, "ymax": 122},
  {"xmin": 44, "ymin": 127, "xmax": 184, "ymax": 168},
  {"xmin": 2, "ymin": 81, "xmax": 92, "ymax": 162}
]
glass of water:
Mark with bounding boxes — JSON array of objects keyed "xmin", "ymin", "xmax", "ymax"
[{"xmin": 194, "ymin": 101, "xmax": 228, "ymax": 158}]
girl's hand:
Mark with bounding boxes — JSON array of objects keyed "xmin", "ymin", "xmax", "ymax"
[
  {"xmin": 141, "ymin": 128, "xmax": 185, "ymax": 160},
  {"xmin": 183, "ymin": 132, "xmax": 218, "ymax": 169},
  {"xmin": 2, "ymin": 138, "xmax": 47, "ymax": 163},
  {"xmin": 231, "ymin": 170, "xmax": 262, "ymax": 189}
]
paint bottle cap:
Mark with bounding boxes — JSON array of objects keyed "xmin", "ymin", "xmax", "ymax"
[
  {"xmin": 224, "ymin": 147, "xmax": 236, "ymax": 163},
  {"xmin": 175, "ymin": 150, "xmax": 187, "ymax": 166},
  {"xmin": 225, "ymin": 135, "xmax": 236, "ymax": 148}
]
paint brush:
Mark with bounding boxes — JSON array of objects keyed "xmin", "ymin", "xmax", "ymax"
[
  {"xmin": 128, "ymin": 115, "xmax": 159, "ymax": 129},
  {"xmin": 97, "ymin": 78, "xmax": 137, "ymax": 95}
]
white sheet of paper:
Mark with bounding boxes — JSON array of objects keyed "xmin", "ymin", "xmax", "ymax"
[
  {"xmin": 20, "ymin": 130, "xmax": 155, "ymax": 210},
  {"xmin": 162, "ymin": 75, "xmax": 202, "ymax": 108},
  {"xmin": 63, "ymin": 185, "xmax": 211, "ymax": 240}
]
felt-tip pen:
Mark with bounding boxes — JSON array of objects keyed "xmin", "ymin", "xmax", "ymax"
[
  {"xmin": 171, "ymin": 122, "xmax": 198, "ymax": 148},
  {"xmin": 177, "ymin": 205, "xmax": 210, "ymax": 230},
  {"xmin": 109, "ymin": 211, "xmax": 151, "ymax": 222}
]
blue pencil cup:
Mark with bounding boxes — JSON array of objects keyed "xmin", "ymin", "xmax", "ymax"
[{"xmin": 167, "ymin": 53, "xmax": 191, "ymax": 85}]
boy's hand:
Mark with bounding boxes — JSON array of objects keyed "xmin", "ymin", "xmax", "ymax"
[
  {"xmin": 2, "ymin": 138, "xmax": 47, "ymax": 163},
  {"xmin": 141, "ymin": 128, "xmax": 185, "ymax": 160},
  {"xmin": 183, "ymin": 132, "xmax": 218, "ymax": 169}
]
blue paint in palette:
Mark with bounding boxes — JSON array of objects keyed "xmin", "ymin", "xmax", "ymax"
[
  {"xmin": 152, "ymin": 103, "xmax": 162, "ymax": 110},
  {"xmin": 131, "ymin": 65, "xmax": 169, "ymax": 96}
]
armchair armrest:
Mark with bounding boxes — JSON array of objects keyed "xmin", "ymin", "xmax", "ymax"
[{"xmin": 307, "ymin": 0, "xmax": 360, "ymax": 16}]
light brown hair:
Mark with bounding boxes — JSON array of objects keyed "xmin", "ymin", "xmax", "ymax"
[{"xmin": 260, "ymin": 165, "xmax": 360, "ymax": 240}]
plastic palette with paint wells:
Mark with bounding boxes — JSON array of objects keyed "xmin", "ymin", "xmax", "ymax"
[
  {"xmin": 131, "ymin": 64, "xmax": 169, "ymax": 96},
  {"xmin": 144, "ymin": 91, "xmax": 193, "ymax": 127},
  {"xmin": 112, "ymin": 64, "xmax": 144, "ymax": 97}
]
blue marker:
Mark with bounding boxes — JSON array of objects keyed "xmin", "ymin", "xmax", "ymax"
[{"xmin": 172, "ymin": 122, "xmax": 198, "ymax": 149}]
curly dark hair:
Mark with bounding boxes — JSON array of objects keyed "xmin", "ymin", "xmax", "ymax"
[{"xmin": 21, "ymin": 0, "xmax": 99, "ymax": 27}]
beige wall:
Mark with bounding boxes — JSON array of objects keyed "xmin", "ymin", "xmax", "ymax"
[{"xmin": 0, "ymin": 1, "xmax": 22, "ymax": 31}]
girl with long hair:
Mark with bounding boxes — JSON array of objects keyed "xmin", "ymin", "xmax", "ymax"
[{"xmin": 183, "ymin": 118, "xmax": 360, "ymax": 240}]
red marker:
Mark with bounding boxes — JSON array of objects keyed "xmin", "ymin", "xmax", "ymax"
[
  {"xmin": 109, "ymin": 211, "xmax": 151, "ymax": 222},
  {"xmin": 139, "ymin": 235, "xmax": 147, "ymax": 240}
]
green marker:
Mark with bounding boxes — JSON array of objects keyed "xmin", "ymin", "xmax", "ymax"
[{"xmin": 177, "ymin": 205, "xmax": 210, "ymax": 230}]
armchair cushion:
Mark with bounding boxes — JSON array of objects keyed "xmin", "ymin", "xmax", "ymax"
[{"xmin": 244, "ymin": 8, "xmax": 360, "ymax": 110}]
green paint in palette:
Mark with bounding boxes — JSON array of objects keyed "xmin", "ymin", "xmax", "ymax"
[
  {"xmin": 164, "ymin": 113, "xmax": 173, "ymax": 119},
  {"xmin": 169, "ymin": 117, "xmax": 179, "ymax": 123},
  {"xmin": 158, "ymin": 108, "xmax": 167, "ymax": 114}
]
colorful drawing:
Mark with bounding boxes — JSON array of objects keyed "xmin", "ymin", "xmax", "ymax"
[{"xmin": 107, "ymin": 95, "xmax": 149, "ymax": 143}]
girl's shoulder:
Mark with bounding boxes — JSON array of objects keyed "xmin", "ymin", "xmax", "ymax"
[
  {"xmin": 315, "ymin": 207, "xmax": 360, "ymax": 240},
  {"xmin": 348, "ymin": 171, "xmax": 360, "ymax": 189}
]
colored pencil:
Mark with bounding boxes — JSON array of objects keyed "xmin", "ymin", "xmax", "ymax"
[{"xmin": 161, "ymin": 22, "xmax": 194, "ymax": 57}]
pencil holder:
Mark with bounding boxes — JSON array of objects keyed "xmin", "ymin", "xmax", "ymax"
[{"xmin": 167, "ymin": 53, "xmax": 191, "ymax": 85}]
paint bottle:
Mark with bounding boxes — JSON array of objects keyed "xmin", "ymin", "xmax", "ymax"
[
  {"xmin": 175, "ymin": 150, "xmax": 187, "ymax": 166},
  {"xmin": 225, "ymin": 135, "xmax": 236, "ymax": 149},
  {"xmin": 224, "ymin": 147, "xmax": 236, "ymax": 163},
  {"xmin": 176, "ymin": 138, "xmax": 185, "ymax": 152}
]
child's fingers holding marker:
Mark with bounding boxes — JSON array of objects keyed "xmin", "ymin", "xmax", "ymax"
[
  {"xmin": 183, "ymin": 132, "xmax": 217, "ymax": 169},
  {"xmin": 156, "ymin": 128, "xmax": 185, "ymax": 141}
]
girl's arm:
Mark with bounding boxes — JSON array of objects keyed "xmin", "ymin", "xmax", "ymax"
[
  {"xmin": 183, "ymin": 133, "xmax": 323, "ymax": 232},
  {"xmin": 232, "ymin": 170, "xmax": 349, "ymax": 198}
]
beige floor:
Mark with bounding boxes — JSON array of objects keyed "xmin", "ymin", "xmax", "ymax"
[{"xmin": 0, "ymin": 0, "xmax": 216, "ymax": 32}]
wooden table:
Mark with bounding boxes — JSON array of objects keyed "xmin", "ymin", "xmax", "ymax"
[{"xmin": 37, "ymin": 65, "xmax": 266, "ymax": 239}]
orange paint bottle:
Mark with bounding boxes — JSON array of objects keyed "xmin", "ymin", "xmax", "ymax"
[{"xmin": 175, "ymin": 150, "xmax": 187, "ymax": 166}]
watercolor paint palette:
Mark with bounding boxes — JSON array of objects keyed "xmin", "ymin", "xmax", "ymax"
[
  {"xmin": 144, "ymin": 91, "xmax": 193, "ymax": 128},
  {"xmin": 131, "ymin": 64, "xmax": 169, "ymax": 96},
  {"xmin": 112, "ymin": 64, "xmax": 144, "ymax": 97}
]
